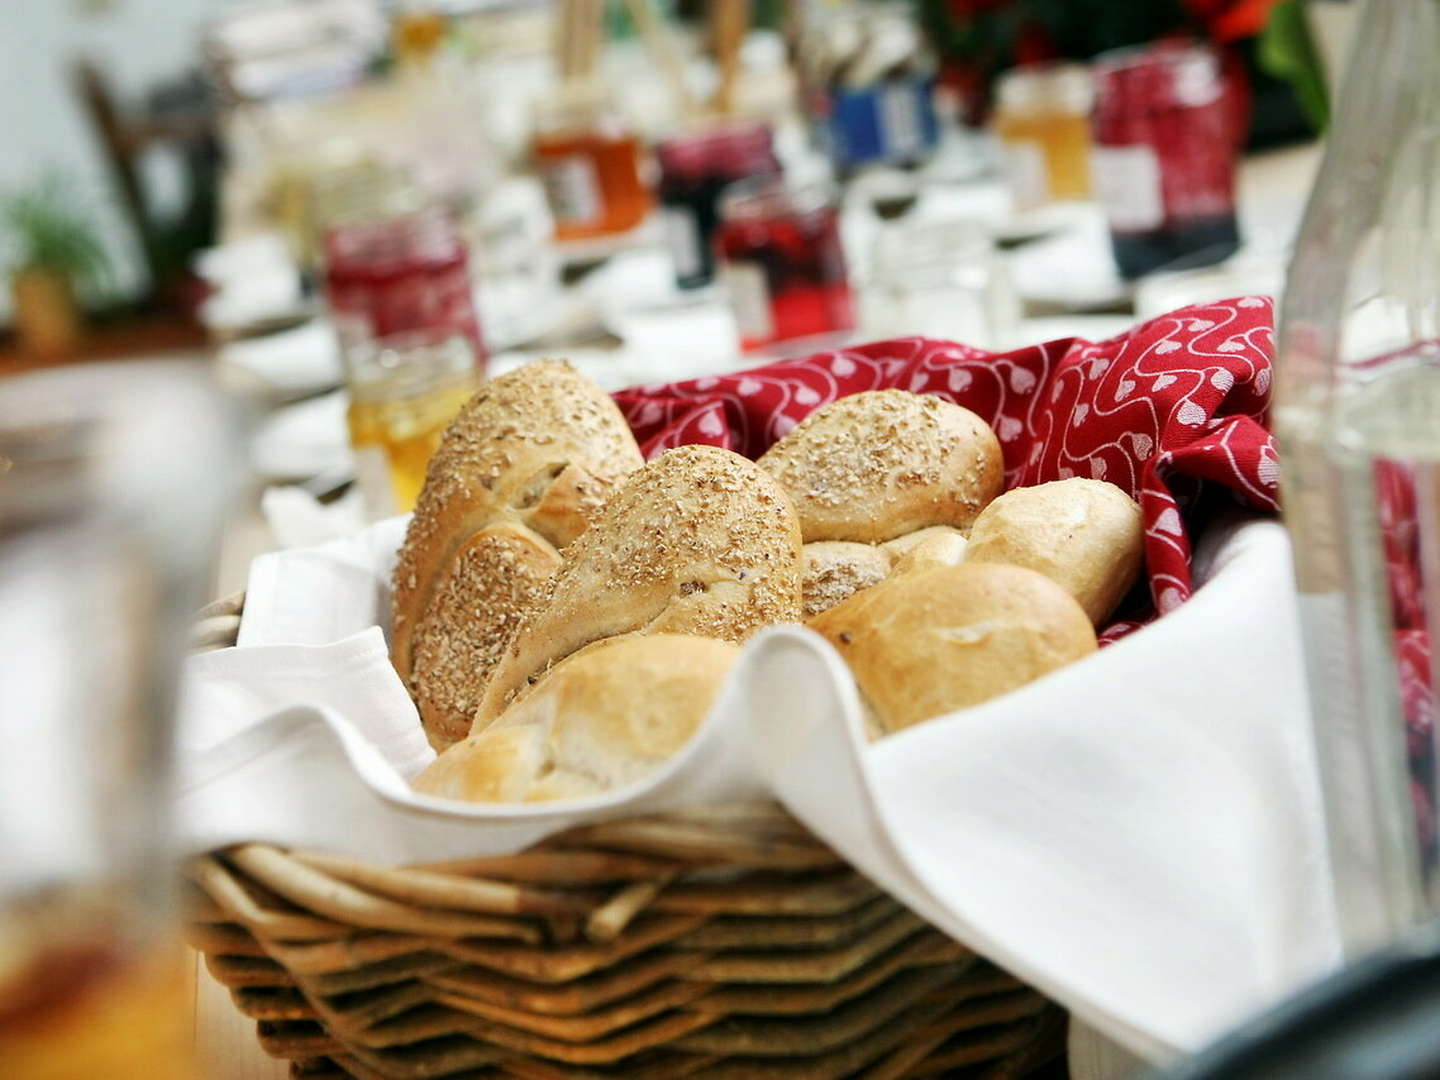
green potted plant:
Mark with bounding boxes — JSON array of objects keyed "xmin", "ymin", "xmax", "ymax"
[{"xmin": 3, "ymin": 174, "xmax": 111, "ymax": 357}]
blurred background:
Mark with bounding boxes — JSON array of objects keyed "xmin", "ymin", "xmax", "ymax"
[
  {"xmin": 0, "ymin": 0, "xmax": 1362, "ymax": 587},
  {"xmin": 0, "ymin": 2, "xmax": 1373, "ymax": 1077}
]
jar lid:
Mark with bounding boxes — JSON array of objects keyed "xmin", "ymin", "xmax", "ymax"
[
  {"xmin": 1092, "ymin": 40, "xmax": 1221, "ymax": 109},
  {"xmin": 996, "ymin": 62, "xmax": 1093, "ymax": 115},
  {"xmin": 656, "ymin": 121, "xmax": 777, "ymax": 182},
  {"xmin": 719, "ymin": 176, "xmax": 835, "ymax": 222}
]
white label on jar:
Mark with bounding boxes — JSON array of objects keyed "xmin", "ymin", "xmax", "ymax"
[
  {"xmin": 664, "ymin": 206, "xmax": 704, "ymax": 282},
  {"xmin": 879, "ymin": 82, "xmax": 923, "ymax": 158},
  {"xmin": 1091, "ymin": 145, "xmax": 1165, "ymax": 231},
  {"xmin": 540, "ymin": 155, "xmax": 601, "ymax": 225},
  {"xmin": 722, "ymin": 261, "xmax": 773, "ymax": 343},
  {"xmin": 1000, "ymin": 139, "xmax": 1048, "ymax": 211}
]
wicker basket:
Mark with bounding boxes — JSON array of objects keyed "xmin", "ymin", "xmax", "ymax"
[{"xmin": 186, "ymin": 595, "xmax": 1065, "ymax": 1079}]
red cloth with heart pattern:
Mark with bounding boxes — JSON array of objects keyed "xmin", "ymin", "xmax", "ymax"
[{"xmin": 613, "ymin": 296, "xmax": 1279, "ymax": 641}]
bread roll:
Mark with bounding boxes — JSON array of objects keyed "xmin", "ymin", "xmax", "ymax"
[
  {"xmin": 392, "ymin": 360, "xmax": 643, "ymax": 750},
  {"xmin": 413, "ymin": 635, "xmax": 739, "ymax": 802},
  {"xmin": 473, "ymin": 444, "xmax": 803, "ymax": 726},
  {"xmin": 802, "ymin": 541, "xmax": 892, "ymax": 618},
  {"xmin": 809, "ymin": 562, "xmax": 1096, "ymax": 734},
  {"xmin": 407, "ymin": 525, "xmax": 561, "ymax": 749},
  {"xmin": 757, "ymin": 390, "xmax": 1003, "ymax": 543},
  {"xmin": 881, "ymin": 525, "xmax": 968, "ymax": 576},
  {"xmin": 964, "ymin": 477, "xmax": 1143, "ymax": 625}
]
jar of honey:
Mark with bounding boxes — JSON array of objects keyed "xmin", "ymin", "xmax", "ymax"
[
  {"xmin": 345, "ymin": 330, "xmax": 481, "ymax": 517},
  {"xmin": 531, "ymin": 82, "xmax": 652, "ymax": 243},
  {"xmin": 992, "ymin": 62, "xmax": 1095, "ymax": 210}
]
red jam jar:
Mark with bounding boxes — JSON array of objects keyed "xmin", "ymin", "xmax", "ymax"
[
  {"xmin": 715, "ymin": 178, "xmax": 856, "ymax": 352},
  {"xmin": 1091, "ymin": 41, "xmax": 1240, "ymax": 280},
  {"xmin": 656, "ymin": 121, "xmax": 781, "ymax": 290},
  {"xmin": 322, "ymin": 208, "xmax": 487, "ymax": 369}
]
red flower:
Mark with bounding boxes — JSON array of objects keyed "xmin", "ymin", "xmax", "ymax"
[
  {"xmin": 1013, "ymin": 20, "xmax": 1057, "ymax": 65},
  {"xmin": 945, "ymin": 0, "xmax": 1010, "ymax": 20},
  {"xmin": 1183, "ymin": 0, "xmax": 1282, "ymax": 42}
]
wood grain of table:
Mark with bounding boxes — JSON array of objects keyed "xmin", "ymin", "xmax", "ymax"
[{"xmin": 193, "ymin": 953, "xmax": 289, "ymax": 1079}]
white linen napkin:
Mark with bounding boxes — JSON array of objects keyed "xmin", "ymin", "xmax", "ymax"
[{"xmin": 177, "ymin": 513, "xmax": 1343, "ymax": 1067}]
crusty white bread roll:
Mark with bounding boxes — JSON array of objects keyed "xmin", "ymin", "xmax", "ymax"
[
  {"xmin": 963, "ymin": 477, "xmax": 1144, "ymax": 626},
  {"xmin": 802, "ymin": 541, "xmax": 892, "ymax": 618},
  {"xmin": 413, "ymin": 635, "xmax": 740, "ymax": 802},
  {"xmin": 391, "ymin": 360, "xmax": 643, "ymax": 751},
  {"xmin": 809, "ymin": 562, "xmax": 1096, "ymax": 734},
  {"xmin": 473, "ymin": 444, "xmax": 803, "ymax": 727},
  {"xmin": 881, "ymin": 525, "xmax": 968, "ymax": 576},
  {"xmin": 756, "ymin": 390, "xmax": 1004, "ymax": 543}
]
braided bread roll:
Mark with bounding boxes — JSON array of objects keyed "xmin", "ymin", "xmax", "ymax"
[
  {"xmin": 391, "ymin": 360, "xmax": 643, "ymax": 750},
  {"xmin": 473, "ymin": 444, "xmax": 803, "ymax": 727},
  {"xmin": 757, "ymin": 389, "xmax": 1004, "ymax": 543}
]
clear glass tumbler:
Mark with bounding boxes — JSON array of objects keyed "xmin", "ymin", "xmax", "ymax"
[
  {"xmin": 1278, "ymin": 0, "xmax": 1440, "ymax": 956},
  {"xmin": 0, "ymin": 362, "xmax": 240, "ymax": 1078}
]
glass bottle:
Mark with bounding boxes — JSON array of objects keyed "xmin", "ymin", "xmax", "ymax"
[{"xmin": 1276, "ymin": 0, "xmax": 1440, "ymax": 956}]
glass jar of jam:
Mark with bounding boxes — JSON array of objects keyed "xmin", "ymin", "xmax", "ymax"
[
  {"xmin": 656, "ymin": 121, "xmax": 781, "ymax": 290},
  {"xmin": 531, "ymin": 82, "xmax": 652, "ymax": 244},
  {"xmin": 322, "ymin": 207, "xmax": 487, "ymax": 368},
  {"xmin": 1091, "ymin": 41, "xmax": 1241, "ymax": 280},
  {"xmin": 716, "ymin": 177, "xmax": 856, "ymax": 352}
]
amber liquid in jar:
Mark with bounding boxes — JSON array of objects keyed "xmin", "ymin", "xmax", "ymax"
[
  {"xmin": 993, "ymin": 109, "xmax": 1093, "ymax": 202},
  {"xmin": 392, "ymin": 10, "xmax": 447, "ymax": 67},
  {"xmin": 993, "ymin": 63, "xmax": 1095, "ymax": 208},
  {"xmin": 532, "ymin": 88, "xmax": 651, "ymax": 243},
  {"xmin": 347, "ymin": 372, "xmax": 476, "ymax": 513},
  {"xmin": 346, "ymin": 332, "xmax": 479, "ymax": 515}
]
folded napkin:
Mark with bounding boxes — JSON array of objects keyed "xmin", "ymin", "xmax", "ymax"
[{"xmin": 179, "ymin": 301, "xmax": 1341, "ymax": 1066}]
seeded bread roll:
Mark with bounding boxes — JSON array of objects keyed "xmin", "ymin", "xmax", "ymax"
[
  {"xmin": 413, "ymin": 635, "xmax": 739, "ymax": 803},
  {"xmin": 757, "ymin": 390, "xmax": 1004, "ymax": 544},
  {"xmin": 964, "ymin": 477, "xmax": 1144, "ymax": 626},
  {"xmin": 407, "ymin": 525, "xmax": 560, "ymax": 749},
  {"xmin": 802, "ymin": 541, "xmax": 892, "ymax": 618},
  {"xmin": 809, "ymin": 562, "xmax": 1096, "ymax": 734},
  {"xmin": 392, "ymin": 360, "xmax": 643, "ymax": 750},
  {"xmin": 881, "ymin": 525, "xmax": 968, "ymax": 576},
  {"xmin": 473, "ymin": 444, "xmax": 803, "ymax": 727}
]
